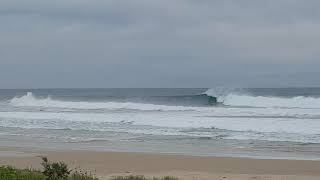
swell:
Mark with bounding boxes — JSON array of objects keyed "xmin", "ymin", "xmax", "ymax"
[
  {"xmin": 8, "ymin": 90, "xmax": 320, "ymax": 110},
  {"xmin": 8, "ymin": 92, "xmax": 216, "ymax": 111}
]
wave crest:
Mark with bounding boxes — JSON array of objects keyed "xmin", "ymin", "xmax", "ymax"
[
  {"xmin": 9, "ymin": 92, "xmax": 206, "ymax": 111},
  {"xmin": 204, "ymin": 88, "xmax": 320, "ymax": 109},
  {"xmin": 9, "ymin": 91, "xmax": 320, "ymax": 110}
]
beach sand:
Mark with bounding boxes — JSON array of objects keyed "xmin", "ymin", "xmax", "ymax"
[{"xmin": 1, "ymin": 148, "xmax": 320, "ymax": 180}]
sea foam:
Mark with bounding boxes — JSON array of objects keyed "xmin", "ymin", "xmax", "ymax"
[
  {"xmin": 3, "ymin": 91, "xmax": 320, "ymax": 143},
  {"xmin": 9, "ymin": 92, "xmax": 207, "ymax": 111},
  {"xmin": 10, "ymin": 91, "xmax": 320, "ymax": 110},
  {"xmin": 205, "ymin": 88, "xmax": 320, "ymax": 109}
]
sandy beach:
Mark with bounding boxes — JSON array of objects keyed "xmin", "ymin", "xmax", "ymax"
[{"xmin": 1, "ymin": 148, "xmax": 320, "ymax": 180}]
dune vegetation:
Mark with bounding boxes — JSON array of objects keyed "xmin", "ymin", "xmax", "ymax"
[{"xmin": 0, "ymin": 157, "xmax": 178, "ymax": 180}]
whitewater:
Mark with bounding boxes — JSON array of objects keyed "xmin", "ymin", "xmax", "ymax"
[
  {"xmin": 1, "ymin": 89, "xmax": 320, "ymax": 145},
  {"xmin": 9, "ymin": 91, "xmax": 320, "ymax": 110}
]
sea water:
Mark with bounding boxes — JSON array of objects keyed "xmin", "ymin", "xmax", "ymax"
[{"xmin": 1, "ymin": 88, "xmax": 320, "ymax": 159}]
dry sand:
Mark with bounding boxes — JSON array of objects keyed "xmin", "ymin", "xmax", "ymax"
[{"xmin": 1, "ymin": 149, "xmax": 320, "ymax": 180}]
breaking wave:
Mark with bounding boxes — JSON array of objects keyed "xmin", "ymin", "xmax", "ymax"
[
  {"xmin": 4, "ymin": 91, "xmax": 320, "ymax": 144},
  {"xmin": 204, "ymin": 88, "xmax": 320, "ymax": 109},
  {"xmin": 9, "ymin": 90, "xmax": 320, "ymax": 110},
  {"xmin": 9, "ymin": 92, "xmax": 210, "ymax": 111}
]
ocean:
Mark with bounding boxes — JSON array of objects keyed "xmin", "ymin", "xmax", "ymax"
[{"xmin": 1, "ymin": 88, "xmax": 320, "ymax": 159}]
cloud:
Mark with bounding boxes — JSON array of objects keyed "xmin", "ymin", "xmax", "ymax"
[{"xmin": 0, "ymin": 0, "xmax": 320, "ymax": 88}]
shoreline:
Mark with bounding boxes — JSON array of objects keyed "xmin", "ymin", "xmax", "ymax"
[
  {"xmin": 2, "ymin": 133, "xmax": 320, "ymax": 161},
  {"xmin": 1, "ymin": 148, "xmax": 320, "ymax": 180}
]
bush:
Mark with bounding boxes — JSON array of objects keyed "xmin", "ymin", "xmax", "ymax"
[
  {"xmin": 41, "ymin": 157, "xmax": 71, "ymax": 180},
  {"xmin": 41, "ymin": 157, "xmax": 99, "ymax": 180}
]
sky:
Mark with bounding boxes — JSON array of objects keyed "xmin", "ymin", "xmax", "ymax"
[{"xmin": 0, "ymin": 0, "xmax": 320, "ymax": 88}]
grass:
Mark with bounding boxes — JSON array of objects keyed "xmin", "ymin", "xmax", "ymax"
[
  {"xmin": 0, "ymin": 166, "xmax": 45, "ymax": 180},
  {"xmin": 0, "ymin": 159, "xmax": 179, "ymax": 180},
  {"xmin": 0, "ymin": 166, "xmax": 99, "ymax": 180}
]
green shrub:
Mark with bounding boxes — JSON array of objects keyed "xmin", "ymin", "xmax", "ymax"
[{"xmin": 41, "ymin": 157, "xmax": 71, "ymax": 180}]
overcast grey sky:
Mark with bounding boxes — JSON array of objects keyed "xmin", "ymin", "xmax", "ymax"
[{"xmin": 0, "ymin": 0, "xmax": 320, "ymax": 88}]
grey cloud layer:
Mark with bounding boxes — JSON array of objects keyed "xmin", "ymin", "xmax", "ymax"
[{"xmin": 0, "ymin": 0, "xmax": 320, "ymax": 88}]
